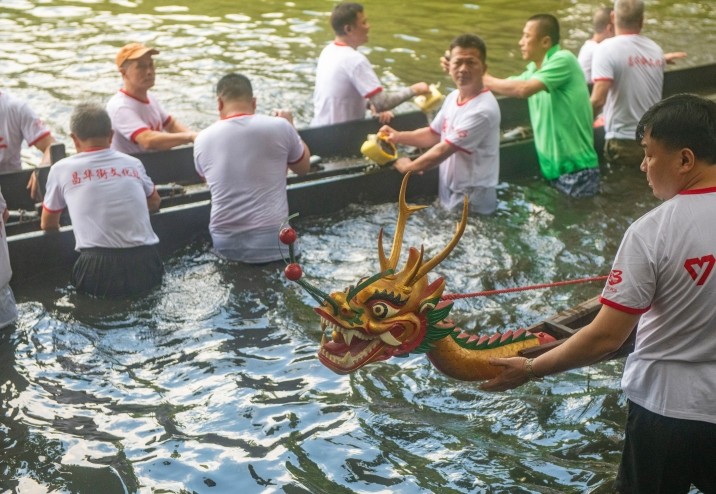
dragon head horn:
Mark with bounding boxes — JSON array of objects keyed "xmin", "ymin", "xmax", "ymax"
[
  {"xmin": 407, "ymin": 195, "xmax": 469, "ymax": 285},
  {"xmin": 378, "ymin": 171, "xmax": 428, "ymax": 272}
]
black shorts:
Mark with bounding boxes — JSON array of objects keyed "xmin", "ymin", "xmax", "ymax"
[
  {"xmin": 550, "ymin": 167, "xmax": 600, "ymax": 197},
  {"xmin": 615, "ymin": 400, "xmax": 716, "ymax": 494},
  {"xmin": 72, "ymin": 245, "xmax": 164, "ymax": 298}
]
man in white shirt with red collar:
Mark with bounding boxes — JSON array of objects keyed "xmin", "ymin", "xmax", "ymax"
[
  {"xmin": 311, "ymin": 2, "xmax": 430, "ymax": 126},
  {"xmin": 590, "ymin": 0, "xmax": 685, "ymax": 168},
  {"xmin": 0, "ymin": 89, "xmax": 56, "ymax": 200},
  {"xmin": 41, "ymin": 103, "xmax": 163, "ymax": 298},
  {"xmin": 107, "ymin": 43, "xmax": 197, "ymax": 154},
  {"xmin": 379, "ymin": 34, "xmax": 500, "ymax": 215},
  {"xmin": 194, "ymin": 73, "xmax": 310, "ymax": 263},
  {"xmin": 482, "ymin": 94, "xmax": 716, "ymax": 494}
]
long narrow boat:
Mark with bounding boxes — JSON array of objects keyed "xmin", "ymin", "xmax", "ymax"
[
  {"xmin": 519, "ymin": 295, "xmax": 635, "ymax": 361},
  {"xmin": 5, "ymin": 62, "xmax": 716, "ymax": 286}
]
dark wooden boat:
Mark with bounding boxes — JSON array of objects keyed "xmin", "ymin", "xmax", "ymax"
[
  {"xmin": 519, "ymin": 296, "xmax": 636, "ymax": 360},
  {"xmin": 4, "ymin": 62, "xmax": 715, "ymax": 286}
]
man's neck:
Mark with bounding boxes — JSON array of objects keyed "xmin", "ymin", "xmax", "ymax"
[
  {"xmin": 220, "ymin": 101, "xmax": 255, "ymax": 119},
  {"xmin": 457, "ymin": 83, "xmax": 485, "ymax": 103},
  {"xmin": 533, "ymin": 46, "xmax": 554, "ymax": 70},
  {"xmin": 335, "ymin": 35, "xmax": 360, "ymax": 50},
  {"xmin": 615, "ymin": 24, "xmax": 642, "ymax": 36},
  {"xmin": 122, "ymin": 83, "xmax": 149, "ymax": 101},
  {"xmin": 76, "ymin": 138, "xmax": 110, "ymax": 153}
]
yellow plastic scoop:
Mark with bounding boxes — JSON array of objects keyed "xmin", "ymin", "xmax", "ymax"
[{"xmin": 360, "ymin": 134, "xmax": 397, "ymax": 166}]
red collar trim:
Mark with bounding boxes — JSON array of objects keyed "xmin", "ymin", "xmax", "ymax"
[
  {"xmin": 119, "ymin": 89, "xmax": 150, "ymax": 104},
  {"xmin": 80, "ymin": 147, "xmax": 110, "ymax": 153},
  {"xmin": 457, "ymin": 87, "xmax": 489, "ymax": 106},
  {"xmin": 222, "ymin": 113, "xmax": 251, "ymax": 120},
  {"xmin": 679, "ymin": 186, "xmax": 716, "ymax": 195},
  {"xmin": 333, "ymin": 41, "xmax": 349, "ymax": 47}
]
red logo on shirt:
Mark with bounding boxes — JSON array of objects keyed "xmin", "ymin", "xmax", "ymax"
[
  {"xmin": 684, "ymin": 255, "xmax": 716, "ymax": 286},
  {"xmin": 607, "ymin": 269, "xmax": 623, "ymax": 285}
]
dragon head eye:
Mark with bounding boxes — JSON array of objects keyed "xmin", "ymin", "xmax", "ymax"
[{"xmin": 370, "ymin": 302, "xmax": 400, "ymax": 319}]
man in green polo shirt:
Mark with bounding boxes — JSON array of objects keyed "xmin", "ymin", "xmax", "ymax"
[{"xmin": 483, "ymin": 13, "xmax": 600, "ymax": 197}]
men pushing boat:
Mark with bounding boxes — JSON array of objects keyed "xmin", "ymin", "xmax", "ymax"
[
  {"xmin": 380, "ymin": 34, "xmax": 501, "ymax": 215},
  {"xmin": 40, "ymin": 103, "xmax": 163, "ymax": 298}
]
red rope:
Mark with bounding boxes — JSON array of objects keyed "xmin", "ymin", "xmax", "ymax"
[{"xmin": 441, "ymin": 275, "xmax": 609, "ymax": 301}]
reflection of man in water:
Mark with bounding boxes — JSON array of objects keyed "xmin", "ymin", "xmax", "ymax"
[
  {"xmin": 380, "ymin": 34, "xmax": 500, "ymax": 215},
  {"xmin": 311, "ymin": 2, "xmax": 430, "ymax": 126}
]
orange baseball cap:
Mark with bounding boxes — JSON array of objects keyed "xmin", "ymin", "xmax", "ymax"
[{"xmin": 116, "ymin": 43, "xmax": 159, "ymax": 68}]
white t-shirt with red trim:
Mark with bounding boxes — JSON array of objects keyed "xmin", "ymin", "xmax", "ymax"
[
  {"xmin": 0, "ymin": 188, "xmax": 16, "ymax": 328},
  {"xmin": 428, "ymin": 89, "xmax": 501, "ymax": 211},
  {"xmin": 0, "ymin": 91, "xmax": 52, "ymax": 172},
  {"xmin": 106, "ymin": 89, "xmax": 172, "ymax": 154},
  {"xmin": 193, "ymin": 113, "xmax": 305, "ymax": 263},
  {"xmin": 600, "ymin": 188, "xmax": 716, "ymax": 424},
  {"xmin": 42, "ymin": 148, "xmax": 159, "ymax": 250},
  {"xmin": 591, "ymin": 34, "xmax": 664, "ymax": 140},
  {"xmin": 311, "ymin": 42, "xmax": 383, "ymax": 126},
  {"xmin": 577, "ymin": 39, "xmax": 598, "ymax": 83},
  {"xmin": 0, "ymin": 189, "xmax": 12, "ymax": 288}
]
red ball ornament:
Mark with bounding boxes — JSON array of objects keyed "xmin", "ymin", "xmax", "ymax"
[
  {"xmin": 284, "ymin": 263, "xmax": 302, "ymax": 281},
  {"xmin": 279, "ymin": 227, "xmax": 297, "ymax": 245}
]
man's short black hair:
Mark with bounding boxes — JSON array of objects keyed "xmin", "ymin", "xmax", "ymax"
[
  {"xmin": 637, "ymin": 94, "xmax": 716, "ymax": 164},
  {"xmin": 216, "ymin": 73, "xmax": 253, "ymax": 101},
  {"xmin": 331, "ymin": 2, "xmax": 363, "ymax": 36},
  {"xmin": 449, "ymin": 34, "xmax": 487, "ymax": 63},
  {"xmin": 528, "ymin": 13, "xmax": 560, "ymax": 46}
]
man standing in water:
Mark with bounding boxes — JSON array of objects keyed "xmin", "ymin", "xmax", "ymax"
[
  {"xmin": 0, "ymin": 89, "xmax": 57, "ymax": 200},
  {"xmin": 41, "ymin": 103, "xmax": 163, "ymax": 298},
  {"xmin": 0, "ymin": 190, "xmax": 17, "ymax": 328},
  {"xmin": 482, "ymin": 94, "xmax": 716, "ymax": 494},
  {"xmin": 194, "ymin": 73, "xmax": 310, "ymax": 263},
  {"xmin": 577, "ymin": 6, "xmax": 614, "ymax": 84},
  {"xmin": 481, "ymin": 14, "xmax": 600, "ymax": 197},
  {"xmin": 379, "ymin": 34, "xmax": 500, "ymax": 215},
  {"xmin": 591, "ymin": 0, "xmax": 686, "ymax": 168},
  {"xmin": 311, "ymin": 2, "xmax": 430, "ymax": 126},
  {"xmin": 107, "ymin": 43, "xmax": 197, "ymax": 154}
]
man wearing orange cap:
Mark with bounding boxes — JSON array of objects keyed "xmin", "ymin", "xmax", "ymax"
[{"xmin": 106, "ymin": 42, "xmax": 197, "ymax": 154}]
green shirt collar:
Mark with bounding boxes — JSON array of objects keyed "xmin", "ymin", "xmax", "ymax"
[{"xmin": 526, "ymin": 44, "xmax": 561, "ymax": 71}]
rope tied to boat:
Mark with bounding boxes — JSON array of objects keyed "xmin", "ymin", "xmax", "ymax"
[{"xmin": 441, "ymin": 275, "xmax": 609, "ymax": 301}]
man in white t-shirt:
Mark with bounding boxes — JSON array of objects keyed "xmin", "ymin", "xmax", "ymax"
[
  {"xmin": 577, "ymin": 6, "xmax": 614, "ymax": 83},
  {"xmin": 591, "ymin": 0, "xmax": 686, "ymax": 168},
  {"xmin": 379, "ymin": 34, "xmax": 500, "ymax": 215},
  {"xmin": 311, "ymin": 2, "xmax": 430, "ymax": 126},
  {"xmin": 107, "ymin": 43, "xmax": 197, "ymax": 155},
  {"xmin": 41, "ymin": 103, "xmax": 163, "ymax": 298},
  {"xmin": 194, "ymin": 73, "xmax": 310, "ymax": 263},
  {"xmin": 0, "ymin": 189, "xmax": 18, "ymax": 328},
  {"xmin": 0, "ymin": 90, "xmax": 56, "ymax": 200},
  {"xmin": 482, "ymin": 94, "xmax": 716, "ymax": 494}
]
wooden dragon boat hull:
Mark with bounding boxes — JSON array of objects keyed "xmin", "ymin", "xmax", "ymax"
[
  {"xmin": 3, "ymin": 63, "xmax": 715, "ymax": 285},
  {"xmin": 519, "ymin": 296, "xmax": 636, "ymax": 360}
]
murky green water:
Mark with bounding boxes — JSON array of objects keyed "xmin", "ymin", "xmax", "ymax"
[{"xmin": 1, "ymin": 1, "xmax": 714, "ymax": 493}]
